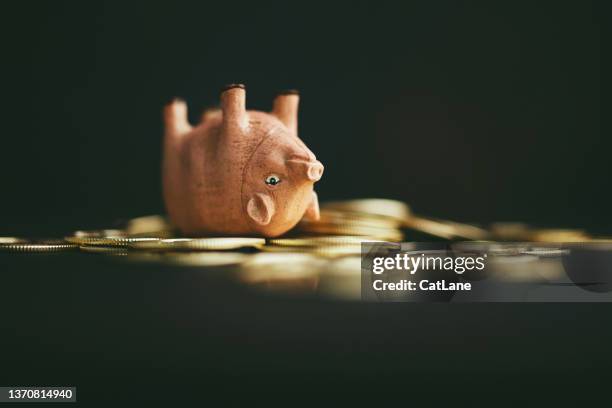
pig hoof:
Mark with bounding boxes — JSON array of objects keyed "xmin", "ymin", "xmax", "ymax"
[
  {"xmin": 278, "ymin": 89, "xmax": 300, "ymax": 95},
  {"xmin": 222, "ymin": 83, "xmax": 245, "ymax": 92}
]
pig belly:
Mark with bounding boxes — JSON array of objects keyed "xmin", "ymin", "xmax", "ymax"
[{"xmin": 177, "ymin": 187, "xmax": 250, "ymax": 236}]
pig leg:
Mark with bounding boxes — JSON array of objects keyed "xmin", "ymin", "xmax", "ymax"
[
  {"xmin": 220, "ymin": 84, "xmax": 248, "ymax": 133},
  {"xmin": 272, "ymin": 90, "xmax": 299, "ymax": 135},
  {"xmin": 164, "ymin": 98, "xmax": 192, "ymax": 139},
  {"xmin": 162, "ymin": 98, "xmax": 191, "ymax": 228},
  {"xmin": 302, "ymin": 191, "xmax": 320, "ymax": 221},
  {"xmin": 201, "ymin": 107, "xmax": 221, "ymax": 124}
]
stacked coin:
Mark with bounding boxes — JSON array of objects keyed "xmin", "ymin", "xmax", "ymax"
[
  {"xmin": 3, "ymin": 198, "xmax": 609, "ymax": 300},
  {"xmin": 263, "ymin": 235, "xmax": 383, "ymax": 258},
  {"xmin": 296, "ymin": 199, "xmax": 407, "ymax": 241},
  {"xmin": 297, "ymin": 198, "xmax": 489, "ymax": 241},
  {"xmin": 129, "ymin": 237, "xmax": 265, "ymax": 251},
  {"xmin": 65, "ymin": 230, "xmax": 160, "ymax": 248},
  {"xmin": 404, "ymin": 216, "xmax": 489, "ymax": 240},
  {"xmin": 0, "ymin": 238, "xmax": 77, "ymax": 253},
  {"xmin": 489, "ymin": 222, "xmax": 590, "ymax": 242}
]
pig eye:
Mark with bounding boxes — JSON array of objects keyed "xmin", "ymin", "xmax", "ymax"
[{"xmin": 265, "ymin": 175, "xmax": 281, "ymax": 186}]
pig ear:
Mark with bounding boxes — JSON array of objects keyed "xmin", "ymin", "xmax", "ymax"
[
  {"xmin": 247, "ymin": 193, "xmax": 275, "ymax": 226},
  {"xmin": 302, "ymin": 191, "xmax": 320, "ymax": 221},
  {"xmin": 272, "ymin": 90, "xmax": 299, "ymax": 135},
  {"xmin": 221, "ymin": 84, "xmax": 248, "ymax": 131}
]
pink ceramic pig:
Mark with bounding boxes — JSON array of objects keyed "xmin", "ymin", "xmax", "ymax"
[{"xmin": 162, "ymin": 84, "xmax": 324, "ymax": 237}]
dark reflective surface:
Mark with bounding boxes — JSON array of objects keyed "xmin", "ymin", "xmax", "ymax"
[{"xmin": 1, "ymin": 252, "xmax": 611, "ymax": 403}]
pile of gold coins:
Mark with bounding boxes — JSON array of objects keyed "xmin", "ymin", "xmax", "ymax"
[{"xmin": 1, "ymin": 198, "xmax": 608, "ymax": 299}]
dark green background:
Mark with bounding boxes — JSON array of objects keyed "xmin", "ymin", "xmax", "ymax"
[
  {"xmin": 0, "ymin": 0, "xmax": 604, "ymax": 235},
  {"xmin": 0, "ymin": 1, "xmax": 608, "ymax": 404}
]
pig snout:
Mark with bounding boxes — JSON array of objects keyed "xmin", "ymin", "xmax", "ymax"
[
  {"xmin": 307, "ymin": 161, "xmax": 324, "ymax": 181},
  {"xmin": 286, "ymin": 159, "xmax": 324, "ymax": 182}
]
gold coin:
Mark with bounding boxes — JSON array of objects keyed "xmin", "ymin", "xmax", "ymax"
[
  {"xmin": 73, "ymin": 229, "xmax": 126, "ymax": 238},
  {"xmin": 79, "ymin": 246, "xmax": 129, "ymax": 255},
  {"xmin": 0, "ymin": 240, "xmax": 78, "ymax": 253},
  {"xmin": 269, "ymin": 235, "xmax": 384, "ymax": 247},
  {"xmin": 129, "ymin": 237, "xmax": 265, "ymax": 251},
  {"xmin": 121, "ymin": 251, "xmax": 248, "ymax": 266},
  {"xmin": 527, "ymin": 229, "xmax": 589, "ymax": 242},
  {"xmin": 0, "ymin": 237, "xmax": 28, "ymax": 244},
  {"xmin": 66, "ymin": 235, "xmax": 160, "ymax": 247},
  {"xmin": 157, "ymin": 252, "xmax": 249, "ymax": 267},
  {"xmin": 452, "ymin": 241, "xmax": 529, "ymax": 256},
  {"xmin": 65, "ymin": 229, "xmax": 128, "ymax": 246},
  {"xmin": 239, "ymin": 253, "xmax": 325, "ymax": 288},
  {"xmin": 261, "ymin": 244, "xmax": 364, "ymax": 257},
  {"xmin": 322, "ymin": 199, "xmax": 411, "ymax": 220},
  {"xmin": 318, "ymin": 210, "xmax": 401, "ymax": 229},
  {"xmin": 296, "ymin": 221, "xmax": 403, "ymax": 241},
  {"xmin": 520, "ymin": 247, "xmax": 569, "ymax": 257},
  {"xmin": 489, "ymin": 222, "xmax": 532, "ymax": 240},
  {"xmin": 125, "ymin": 215, "xmax": 174, "ymax": 237},
  {"xmin": 404, "ymin": 216, "xmax": 489, "ymax": 240},
  {"xmin": 309, "ymin": 245, "xmax": 365, "ymax": 257}
]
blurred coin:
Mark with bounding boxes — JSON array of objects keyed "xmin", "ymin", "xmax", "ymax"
[
  {"xmin": 0, "ymin": 237, "xmax": 28, "ymax": 244},
  {"xmin": 528, "ymin": 229, "xmax": 589, "ymax": 242},
  {"xmin": 318, "ymin": 210, "xmax": 401, "ymax": 229},
  {"xmin": 322, "ymin": 198, "xmax": 411, "ymax": 221},
  {"xmin": 125, "ymin": 215, "xmax": 174, "ymax": 238},
  {"xmin": 162, "ymin": 252, "xmax": 248, "ymax": 266},
  {"xmin": 79, "ymin": 246, "xmax": 129, "ymax": 256},
  {"xmin": 72, "ymin": 229, "xmax": 126, "ymax": 238},
  {"xmin": 487, "ymin": 254, "xmax": 542, "ymax": 282},
  {"xmin": 487, "ymin": 254, "xmax": 566, "ymax": 283},
  {"xmin": 125, "ymin": 251, "xmax": 248, "ymax": 267},
  {"xmin": 534, "ymin": 258, "xmax": 567, "ymax": 281},
  {"xmin": 269, "ymin": 235, "xmax": 384, "ymax": 247},
  {"xmin": 405, "ymin": 216, "xmax": 489, "ymax": 240},
  {"xmin": 65, "ymin": 229, "xmax": 127, "ymax": 246},
  {"xmin": 513, "ymin": 248, "xmax": 568, "ymax": 282},
  {"xmin": 444, "ymin": 220, "xmax": 490, "ymax": 240},
  {"xmin": 563, "ymin": 240, "xmax": 612, "ymax": 250},
  {"xmin": 452, "ymin": 241, "xmax": 529, "ymax": 256},
  {"xmin": 491, "ymin": 256, "xmax": 565, "ymax": 283},
  {"xmin": 489, "ymin": 222, "xmax": 532, "ymax": 240},
  {"xmin": 261, "ymin": 244, "xmax": 364, "ymax": 257},
  {"xmin": 297, "ymin": 221, "xmax": 403, "ymax": 241},
  {"xmin": 129, "ymin": 237, "xmax": 265, "ymax": 251},
  {"xmin": 520, "ymin": 247, "xmax": 569, "ymax": 257},
  {"xmin": 0, "ymin": 240, "xmax": 78, "ymax": 253},
  {"xmin": 318, "ymin": 256, "xmax": 362, "ymax": 300},
  {"xmin": 404, "ymin": 216, "xmax": 457, "ymax": 238},
  {"xmin": 490, "ymin": 223, "xmax": 589, "ymax": 242},
  {"xmin": 239, "ymin": 252, "xmax": 325, "ymax": 293}
]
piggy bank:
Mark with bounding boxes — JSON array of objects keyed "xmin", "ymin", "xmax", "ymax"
[{"xmin": 162, "ymin": 84, "xmax": 324, "ymax": 237}]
